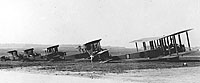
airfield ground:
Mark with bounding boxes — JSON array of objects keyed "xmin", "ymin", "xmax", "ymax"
[
  {"xmin": 0, "ymin": 51, "xmax": 199, "ymax": 83},
  {"xmin": 0, "ymin": 51, "xmax": 200, "ymax": 73}
]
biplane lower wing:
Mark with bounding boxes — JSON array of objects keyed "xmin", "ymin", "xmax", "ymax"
[
  {"xmin": 150, "ymin": 51, "xmax": 196, "ymax": 60},
  {"xmin": 65, "ymin": 50, "xmax": 111, "ymax": 62}
]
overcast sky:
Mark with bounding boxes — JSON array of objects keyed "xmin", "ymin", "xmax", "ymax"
[{"xmin": 0, "ymin": 0, "xmax": 199, "ymax": 48}]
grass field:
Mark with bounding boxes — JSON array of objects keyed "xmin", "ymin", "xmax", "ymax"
[{"xmin": 0, "ymin": 51, "xmax": 200, "ymax": 73}]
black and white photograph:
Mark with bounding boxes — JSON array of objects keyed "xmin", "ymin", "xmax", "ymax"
[{"xmin": 0, "ymin": 0, "xmax": 199, "ymax": 83}]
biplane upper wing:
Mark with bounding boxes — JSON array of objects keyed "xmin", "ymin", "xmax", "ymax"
[
  {"xmin": 24, "ymin": 48, "xmax": 34, "ymax": 52},
  {"xmin": 129, "ymin": 37, "xmax": 161, "ymax": 43},
  {"xmin": 7, "ymin": 50, "xmax": 17, "ymax": 53},
  {"xmin": 84, "ymin": 39, "xmax": 102, "ymax": 45},
  {"xmin": 47, "ymin": 45, "xmax": 59, "ymax": 49},
  {"xmin": 162, "ymin": 28, "xmax": 193, "ymax": 37},
  {"xmin": 130, "ymin": 28, "xmax": 193, "ymax": 43}
]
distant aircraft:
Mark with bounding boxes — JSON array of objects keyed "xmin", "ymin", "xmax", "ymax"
[
  {"xmin": 7, "ymin": 50, "xmax": 18, "ymax": 61},
  {"xmin": 42, "ymin": 45, "xmax": 66, "ymax": 61},
  {"xmin": 7, "ymin": 48, "xmax": 41, "ymax": 61}
]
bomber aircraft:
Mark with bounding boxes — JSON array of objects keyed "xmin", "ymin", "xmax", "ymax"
[{"xmin": 114, "ymin": 28, "xmax": 195, "ymax": 61}]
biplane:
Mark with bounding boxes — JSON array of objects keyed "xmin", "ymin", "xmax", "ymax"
[
  {"xmin": 116, "ymin": 29, "xmax": 194, "ymax": 61},
  {"xmin": 66, "ymin": 39, "xmax": 111, "ymax": 62},
  {"xmin": 21, "ymin": 48, "xmax": 41, "ymax": 61},
  {"xmin": 43, "ymin": 45, "xmax": 66, "ymax": 61},
  {"xmin": 7, "ymin": 50, "xmax": 19, "ymax": 61},
  {"xmin": 6, "ymin": 48, "xmax": 41, "ymax": 61}
]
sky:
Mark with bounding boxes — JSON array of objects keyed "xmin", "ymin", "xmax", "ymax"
[{"xmin": 0, "ymin": 0, "xmax": 199, "ymax": 48}]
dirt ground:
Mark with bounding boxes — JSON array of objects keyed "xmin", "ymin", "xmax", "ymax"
[
  {"xmin": 1, "ymin": 55, "xmax": 200, "ymax": 73},
  {"xmin": 1, "ymin": 65, "xmax": 200, "ymax": 83},
  {"xmin": 0, "ymin": 51, "xmax": 200, "ymax": 83}
]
